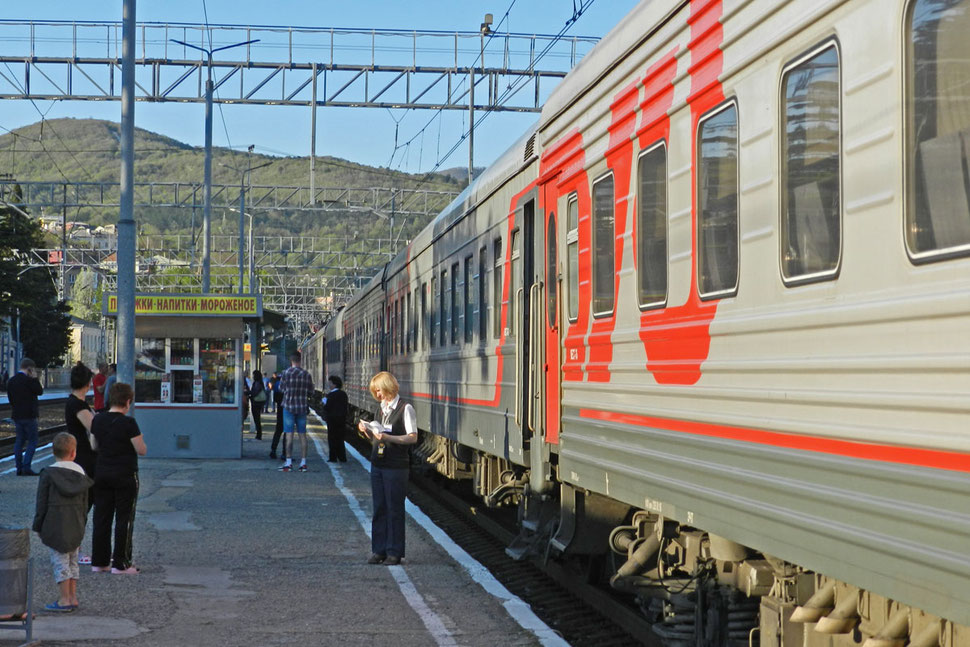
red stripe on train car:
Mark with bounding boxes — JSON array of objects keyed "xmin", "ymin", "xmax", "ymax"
[{"xmin": 580, "ymin": 408, "xmax": 970, "ymax": 474}]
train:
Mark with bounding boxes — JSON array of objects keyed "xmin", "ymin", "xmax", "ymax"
[{"xmin": 304, "ymin": 0, "xmax": 970, "ymax": 644}]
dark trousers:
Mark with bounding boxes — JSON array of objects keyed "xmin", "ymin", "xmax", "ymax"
[
  {"xmin": 251, "ymin": 401, "xmax": 264, "ymax": 438},
  {"xmin": 327, "ymin": 416, "xmax": 347, "ymax": 461},
  {"xmin": 13, "ymin": 418, "xmax": 38, "ymax": 473},
  {"xmin": 92, "ymin": 472, "xmax": 139, "ymax": 570},
  {"xmin": 270, "ymin": 406, "xmax": 286, "ymax": 457},
  {"xmin": 371, "ymin": 467, "xmax": 408, "ymax": 558}
]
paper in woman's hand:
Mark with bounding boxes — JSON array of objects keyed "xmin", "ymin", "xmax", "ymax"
[{"xmin": 365, "ymin": 420, "xmax": 384, "ymax": 436}]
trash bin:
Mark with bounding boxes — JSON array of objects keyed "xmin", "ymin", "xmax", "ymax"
[{"xmin": 0, "ymin": 526, "xmax": 29, "ymax": 619}]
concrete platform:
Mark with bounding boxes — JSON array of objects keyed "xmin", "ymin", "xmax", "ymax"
[{"xmin": 0, "ymin": 413, "xmax": 563, "ymax": 646}]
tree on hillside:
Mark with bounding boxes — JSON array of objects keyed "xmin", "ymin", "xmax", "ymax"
[
  {"xmin": 71, "ymin": 268, "xmax": 103, "ymax": 324},
  {"xmin": 0, "ymin": 205, "xmax": 72, "ymax": 368}
]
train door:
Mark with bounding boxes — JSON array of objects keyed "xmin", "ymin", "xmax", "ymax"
[{"xmin": 517, "ymin": 197, "xmax": 556, "ymax": 490}]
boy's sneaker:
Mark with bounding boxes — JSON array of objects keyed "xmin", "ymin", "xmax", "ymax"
[
  {"xmin": 299, "ymin": 464, "xmax": 308, "ymax": 472},
  {"xmin": 78, "ymin": 554, "xmax": 92, "ymax": 565},
  {"xmin": 278, "ymin": 464, "xmax": 291, "ymax": 472}
]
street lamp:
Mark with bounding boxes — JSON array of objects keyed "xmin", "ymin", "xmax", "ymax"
[
  {"xmin": 170, "ymin": 36, "xmax": 259, "ymax": 293},
  {"xmin": 222, "ymin": 157, "xmax": 274, "ymax": 294}
]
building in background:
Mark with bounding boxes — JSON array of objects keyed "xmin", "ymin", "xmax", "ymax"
[{"xmin": 67, "ymin": 316, "xmax": 104, "ymax": 369}]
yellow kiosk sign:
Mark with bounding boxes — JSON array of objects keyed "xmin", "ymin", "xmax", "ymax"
[{"xmin": 105, "ymin": 294, "xmax": 261, "ymax": 317}]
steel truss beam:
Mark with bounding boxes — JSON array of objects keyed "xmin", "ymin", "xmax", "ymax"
[
  {"xmin": 0, "ymin": 20, "xmax": 598, "ymax": 111},
  {"xmin": 0, "ymin": 181, "xmax": 457, "ymax": 217}
]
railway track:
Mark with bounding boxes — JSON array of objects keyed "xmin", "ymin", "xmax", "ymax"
[{"xmin": 0, "ymin": 396, "xmax": 73, "ymax": 458}]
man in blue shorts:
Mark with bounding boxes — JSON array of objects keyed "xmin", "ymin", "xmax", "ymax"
[{"xmin": 277, "ymin": 352, "xmax": 314, "ymax": 472}]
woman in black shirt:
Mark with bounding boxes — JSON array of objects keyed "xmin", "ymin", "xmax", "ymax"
[
  {"xmin": 65, "ymin": 363, "xmax": 96, "ymax": 481},
  {"xmin": 65, "ymin": 362, "xmax": 97, "ymax": 566},
  {"xmin": 91, "ymin": 382, "xmax": 147, "ymax": 575}
]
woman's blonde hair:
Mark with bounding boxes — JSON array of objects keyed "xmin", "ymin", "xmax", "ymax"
[{"xmin": 369, "ymin": 371, "xmax": 399, "ymax": 400}]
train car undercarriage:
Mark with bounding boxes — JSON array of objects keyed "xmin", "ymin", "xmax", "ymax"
[{"xmin": 414, "ymin": 433, "xmax": 969, "ymax": 647}]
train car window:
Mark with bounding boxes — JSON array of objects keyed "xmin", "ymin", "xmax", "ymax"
[
  {"xmin": 547, "ymin": 212, "xmax": 558, "ymax": 326},
  {"xmin": 782, "ymin": 42, "xmax": 842, "ymax": 283},
  {"xmin": 637, "ymin": 143, "xmax": 668, "ymax": 308},
  {"xmin": 406, "ymin": 290, "xmax": 412, "ymax": 354},
  {"xmin": 697, "ymin": 101, "xmax": 740, "ymax": 299},
  {"xmin": 906, "ymin": 0, "xmax": 970, "ymax": 261},
  {"xmin": 479, "ymin": 246, "xmax": 488, "ymax": 340},
  {"xmin": 451, "ymin": 262, "xmax": 460, "ymax": 343},
  {"xmin": 440, "ymin": 268, "xmax": 448, "ymax": 346},
  {"xmin": 493, "ymin": 237, "xmax": 503, "ymax": 339},
  {"xmin": 395, "ymin": 299, "xmax": 401, "ymax": 356},
  {"xmin": 510, "ymin": 230, "xmax": 521, "ymax": 337},
  {"xmin": 430, "ymin": 276, "xmax": 437, "ymax": 347},
  {"xmin": 592, "ymin": 174, "xmax": 616, "ymax": 316},
  {"xmin": 464, "ymin": 256, "xmax": 474, "ymax": 343},
  {"xmin": 421, "ymin": 281, "xmax": 428, "ymax": 350},
  {"xmin": 566, "ymin": 196, "xmax": 579, "ymax": 322}
]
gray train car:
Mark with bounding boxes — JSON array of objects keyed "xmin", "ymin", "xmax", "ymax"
[{"xmin": 313, "ymin": 0, "xmax": 970, "ymax": 644}]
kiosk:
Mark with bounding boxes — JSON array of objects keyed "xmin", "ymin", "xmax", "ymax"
[{"xmin": 104, "ymin": 293, "xmax": 262, "ymax": 458}]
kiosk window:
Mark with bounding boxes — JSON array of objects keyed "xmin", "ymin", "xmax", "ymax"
[
  {"xmin": 201, "ymin": 338, "xmax": 236, "ymax": 404},
  {"xmin": 134, "ymin": 338, "xmax": 165, "ymax": 404}
]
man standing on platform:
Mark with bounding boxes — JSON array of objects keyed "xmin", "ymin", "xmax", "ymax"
[
  {"xmin": 278, "ymin": 352, "xmax": 313, "ymax": 473},
  {"xmin": 93, "ymin": 364, "xmax": 108, "ymax": 413},
  {"xmin": 8, "ymin": 357, "xmax": 44, "ymax": 476},
  {"xmin": 103, "ymin": 364, "xmax": 117, "ymax": 401},
  {"xmin": 322, "ymin": 375, "xmax": 349, "ymax": 463}
]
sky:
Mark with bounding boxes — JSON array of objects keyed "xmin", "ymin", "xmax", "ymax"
[{"xmin": 0, "ymin": 1, "xmax": 640, "ymax": 177}]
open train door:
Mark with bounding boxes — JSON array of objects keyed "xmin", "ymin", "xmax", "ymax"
[
  {"xmin": 505, "ymin": 194, "xmax": 558, "ymax": 555},
  {"xmin": 520, "ymin": 195, "xmax": 557, "ymax": 497}
]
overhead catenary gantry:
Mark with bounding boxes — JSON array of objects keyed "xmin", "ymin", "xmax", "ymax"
[
  {"xmin": 0, "ymin": 20, "xmax": 596, "ymax": 111},
  {"xmin": 0, "ymin": 180, "xmax": 457, "ymax": 217}
]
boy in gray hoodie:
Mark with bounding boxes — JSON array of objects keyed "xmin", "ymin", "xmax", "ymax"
[{"xmin": 33, "ymin": 432, "xmax": 95, "ymax": 612}]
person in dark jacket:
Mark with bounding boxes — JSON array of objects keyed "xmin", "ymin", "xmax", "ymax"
[
  {"xmin": 91, "ymin": 382, "xmax": 147, "ymax": 575},
  {"xmin": 33, "ymin": 432, "xmax": 95, "ymax": 612},
  {"xmin": 249, "ymin": 370, "xmax": 266, "ymax": 440},
  {"xmin": 357, "ymin": 372, "xmax": 417, "ymax": 565},
  {"xmin": 269, "ymin": 372, "xmax": 286, "ymax": 460},
  {"xmin": 322, "ymin": 375, "xmax": 349, "ymax": 462},
  {"xmin": 8, "ymin": 357, "xmax": 44, "ymax": 476}
]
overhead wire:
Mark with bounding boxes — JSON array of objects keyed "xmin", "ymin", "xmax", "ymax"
[
  {"xmin": 384, "ymin": 0, "xmax": 519, "ymax": 174},
  {"xmin": 396, "ymin": 0, "xmax": 599, "ymax": 213}
]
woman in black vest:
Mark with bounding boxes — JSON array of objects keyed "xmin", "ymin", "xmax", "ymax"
[{"xmin": 357, "ymin": 371, "xmax": 417, "ymax": 565}]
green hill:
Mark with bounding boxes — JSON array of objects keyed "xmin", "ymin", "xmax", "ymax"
[{"xmin": 0, "ymin": 117, "xmax": 463, "ymax": 240}]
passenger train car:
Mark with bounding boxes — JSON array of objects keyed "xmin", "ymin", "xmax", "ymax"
[{"xmin": 306, "ymin": 0, "xmax": 970, "ymax": 644}]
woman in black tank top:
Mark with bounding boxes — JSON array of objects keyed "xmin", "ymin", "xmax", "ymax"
[{"xmin": 357, "ymin": 371, "xmax": 417, "ymax": 566}]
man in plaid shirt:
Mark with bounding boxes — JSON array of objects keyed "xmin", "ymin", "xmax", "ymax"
[{"xmin": 278, "ymin": 351, "xmax": 314, "ymax": 472}]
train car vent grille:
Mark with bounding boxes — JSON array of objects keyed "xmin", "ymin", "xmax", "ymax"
[{"xmin": 524, "ymin": 133, "xmax": 536, "ymax": 162}]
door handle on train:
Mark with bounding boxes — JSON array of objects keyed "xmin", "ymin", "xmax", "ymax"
[
  {"xmin": 514, "ymin": 286, "xmax": 525, "ymax": 427},
  {"xmin": 527, "ymin": 281, "xmax": 541, "ymax": 434}
]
